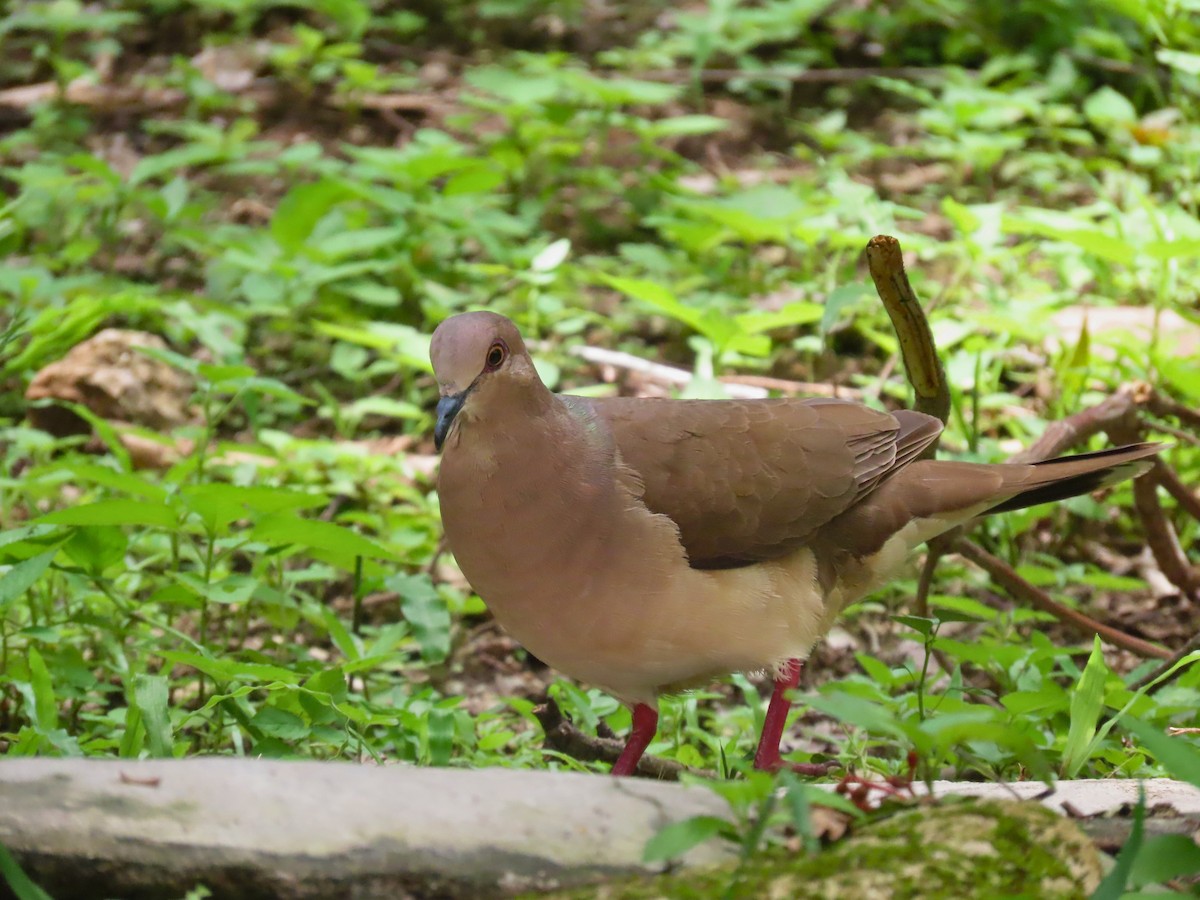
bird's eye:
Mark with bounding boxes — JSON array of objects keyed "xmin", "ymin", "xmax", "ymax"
[{"xmin": 485, "ymin": 341, "xmax": 507, "ymax": 371}]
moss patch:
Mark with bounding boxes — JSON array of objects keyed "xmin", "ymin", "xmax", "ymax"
[{"xmin": 534, "ymin": 798, "xmax": 1103, "ymax": 899}]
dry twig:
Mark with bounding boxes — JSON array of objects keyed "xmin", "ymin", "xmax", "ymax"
[{"xmin": 534, "ymin": 698, "xmax": 713, "ymax": 781}]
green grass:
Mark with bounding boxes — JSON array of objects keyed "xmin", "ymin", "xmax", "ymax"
[{"xmin": 1, "ymin": 0, "xmax": 1199, "ymax": 825}]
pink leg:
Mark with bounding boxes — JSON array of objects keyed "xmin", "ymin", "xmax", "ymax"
[
  {"xmin": 611, "ymin": 703, "xmax": 658, "ymax": 776},
  {"xmin": 753, "ymin": 658, "xmax": 829, "ymax": 776}
]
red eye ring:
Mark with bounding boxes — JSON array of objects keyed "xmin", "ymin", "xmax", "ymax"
[{"xmin": 484, "ymin": 340, "xmax": 507, "ymax": 371}]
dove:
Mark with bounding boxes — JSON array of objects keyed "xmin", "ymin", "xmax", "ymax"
[{"xmin": 430, "ymin": 311, "xmax": 1159, "ymax": 776}]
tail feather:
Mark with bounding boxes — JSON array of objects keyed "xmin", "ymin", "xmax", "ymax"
[{"xmin": 987, "ymin": 442, "xmax": 1161, "ymax": 514}]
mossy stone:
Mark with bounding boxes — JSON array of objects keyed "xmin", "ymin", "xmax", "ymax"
[{"xmin": 537, "ymin": 798, "xmax": 1103, "ymax": 899}]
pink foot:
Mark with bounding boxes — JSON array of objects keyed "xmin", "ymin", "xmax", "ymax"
[
  {"xmin": 611, "ymin": 703, "xmax": 658, "ymax": 777},
  {"xmin": 752, "ymin": 658, "xmax": 831, "ymax": 776}
]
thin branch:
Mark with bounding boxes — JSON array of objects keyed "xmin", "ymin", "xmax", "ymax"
[
  {"xmin": 1154, "ymin": 462, "xmax": 1200, "ymax": 522},
  {"xmin": 1006, "ymin": 390, "xmax": 1138, "ymax": 464},
  {"xmin": 1145, "ymin": 418, "xmax": 1200, "ymax": 448},
  {"xmin": 865, "ymin": 235, "xmax": 950, "ymax": 431},
  {"xmin": 953, "ymin": 538, "xmax": 1171, "ymax": 660},
  {"xmin": 1147, "ymin": 389, "xmax": 1200, "ymax": 432},
  {"xmin": 914, "ymin": 534, "xmax": 954, "ymax": 618},
  {"xmin": 1130, "ymin": 474, "xmax": 1200, "ymax": 599},
  {"xmin": 1107, "ymin": 419, "xmax": 1200, "ymax": 600}
]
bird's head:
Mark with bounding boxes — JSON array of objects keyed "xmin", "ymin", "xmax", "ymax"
[{"xmin": 429, "ymin": 311, "xmax": 540, "ymax": 451}]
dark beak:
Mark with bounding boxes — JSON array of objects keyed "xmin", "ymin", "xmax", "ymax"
[{"xmin": 434, "ymin": 393, "xmax": 465, "ymax": 451}]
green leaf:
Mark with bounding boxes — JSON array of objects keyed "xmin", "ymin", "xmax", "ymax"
[
  {"xmin": 302, "ymin": 667, "xmax": 348, "ymax": 704},
  {"xmin": 1062, "ymin": 636, "xmax": 1108, "ymax": 777},
  {"xmin": 819, "ymin": 283, "xmax": 869, "ymax": 338},
  {"xmin": 779, "ymin": 776, "xmax": 817, "ymax": 853},
  {"xmin": 1089, "ymin": 784, "xmax": 1144, "ymax": 900},
  {"xmin": 319, "ymin": 605, "xmax": 360, "ymax": 662},
  {"xmin": 128, "ymin": 143, "xmax": 228, "ymax": 186},
  {"xmin": 212, "ymin": 374, "xmax": 313, "ymax": 406},
  {"xmin": 313, "ymin": 225, "xmax": 408, "ymax": 261},
  {"xmin": 642, "ymin": 815, "xmax": 731, "ymax": 863},
  {"xmin": 340, "ymin": 396, "xmax": 424, "ymax": 421},
  {"xmin": 642, "ymin": 115, "xmax": 728, "ymax": 137},
  {"xmin": 855, "ymin": 654, "xmax": 897, "ymax": 686},
  {"xmin": 250, "ymin": 513, "xmax": 397, "ymax": 565},
  {"xmin": 196, "ymin": 362, "xmax": 256, "ymax": 383},
  {"xmin": 0, "ymin": 844, "xmax": 53, "ymax": 900},
  {"xmin": 893, "ymin": 614, "xmax": 937, "ymax": 638},
  {"xmin": 388, "ymin": 573, "xmax": 450, "ymax": 664},
  {"xmin": 1157, "ymin": 48, "xmax": 1200, "ymax": 76},
  {"xmin": 920, "ymin": 713, "xmax": 1052, "ymax": 781},
  {"xmin": 62, "ymin": 526, "xmax": 127, "ymax": 575},
  {"xmin": 271, "ymin": 179, "xmax": 354, "ymax": 252},
  {"xmin": 159, "ymin": 651, "xmax": 300, "ymax": 686},
  {"xmin": 1144, "ymin": 238, "xmax": 1200, "ymax": 260},
  {"xmin": 0, "ymin": 549, "xmax": 58, "ymax": 611},
  {"xmin": 60, "ymin": 462, "xmax": 169, "ymax": 502},
  {"xmin": 1125, "ymin": 718, "xmax": 1200, "ymax": 789},
  {"xmin": 251, "ymin": 705, "xmax": 309, "ymax": 741},
  {"xmin": 427, "ymin": 707, "xmax": 455, "ymax": 766},
  {"xmin": 1129, "ymin": 834, "xmax": 1200, "ymax": 888},
  {"xmin": 464, "ymin": 65, "xmax": 562, "ymax": 105},
  {"xmin": 203, "ymin": 575, "xmax": 259, "ymax": 606},
  {"xmin": 781, "ymin": 772, "xmax": 864, "ymax": 823},
  {"xmin": 442, "ymin": 164, "xmax": 504, "ymax": 196},
  {"xmin": 808, "ymin": 691, "xmax": 919, "ymax": 749},
  {"xmin": 1001, "ymin": 214, "xmax": 1135, "ymax": 266},
  {"xmin": 119, "ymin": 702, "xmax": 145, "ymax": 758},
  {"xmin": 179, "ymin": 484, "xmax": 328, "ymax": 533},
  {"xmin": 27, "ymin": 647, "xmax": 57, "ymax": 732},
  {"xmin": 313, "ymin": 320, "xmax": 432, "ymax": 373},
  {"xmin": 34, "ymin": 500, "xmax": 177, "ymax": 528},
  {"xmin": 1083, "ymin": 86, "xmax": 1137, "ymax": 129},
  {"xmin": 596, "ymin": 273, "xmax": 741, "ymax": 350},
  {"xmin": 735, "ymin": 302, "xmax": 824, "ymax": 335},
  {"xmin": 941, "ymin": 196, "xmax": 980, "ymax": 234},
  {"xmin": 133, "ymin": 674, "xmax": 173, "ymax": 758},
  {"xmin": 567, "ymin": 72, "xmax": 679, "ymax": 106},
  {"xmin": 598, "ymin": 274, "xmax": 704, "ymax": 331}
]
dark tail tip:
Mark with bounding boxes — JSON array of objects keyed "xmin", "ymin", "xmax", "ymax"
[{"xmin": 989, "ymin": 443, "xmax": 1162, "ymax": 514}]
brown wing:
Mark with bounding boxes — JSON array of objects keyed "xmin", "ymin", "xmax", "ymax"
[{"xmin": 574, "ymin": 396, "xmax": 942, "ymax": 568}]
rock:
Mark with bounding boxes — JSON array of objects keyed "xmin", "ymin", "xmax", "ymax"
[
  {"xmin": 0, "ymin": 758, "xmax": 733, "ymax": 900},
  {"xmin": 1, "ymin": 759, "xmax": 1191, "ymax": 899},
  {"xmin": 914, "ymin": 777, "xmax": 1200, "ymax": 817}
]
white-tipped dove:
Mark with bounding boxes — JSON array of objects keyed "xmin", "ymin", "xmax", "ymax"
[{"xmin": 430, "ymin": 311, "xmax": 1161, "ymax": 776}]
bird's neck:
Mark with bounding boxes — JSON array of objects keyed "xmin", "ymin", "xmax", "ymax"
[{"xmin": 438, "ymin": 393, "xmax": 632, "ymax": 606}]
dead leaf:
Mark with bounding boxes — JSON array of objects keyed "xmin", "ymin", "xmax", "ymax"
[{"xmin": 27, "ymin": 329, "xmax": 196, "ymax": 436}]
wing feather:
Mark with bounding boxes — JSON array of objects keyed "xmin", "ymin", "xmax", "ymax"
[{"xmin": 572, "ymin": 395, "xmax": 942, "ymax": 567}]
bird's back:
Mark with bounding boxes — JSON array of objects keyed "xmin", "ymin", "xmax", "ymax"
[{"xmin": 570, "ymin": 396, "xmax": 943, "ymax": 568}]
